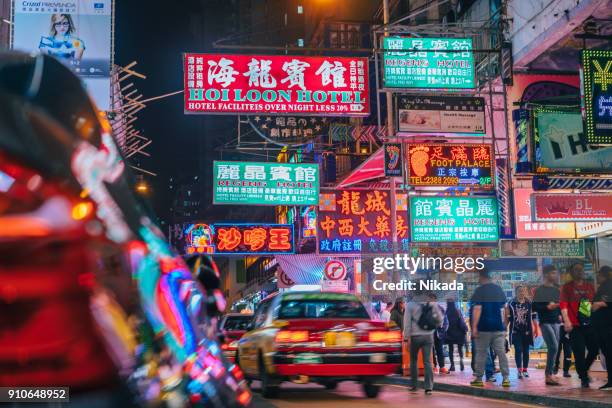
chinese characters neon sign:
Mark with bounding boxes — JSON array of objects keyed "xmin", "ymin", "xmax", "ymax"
[
  {"xmin": 317, "ymin": 190, "xmax": 409, "ymax": 254},
  {"xmin": 213, "ymin": 161, "xmax": 319, "ymax": 206},
  {"xmin": 581, "ymin": 50, "xmax": 612, "ymax": 145},
  {"xmin": 184, "ymin": 54, "xmax": 370, "ymax": 116},
  {"xmin": 406, "ymin": 143, "xmax": 494, "ymax": 188},
  {"xmin": 410, "ymin": 196, "xmax": 499, "ymax": 242},
  {"xmin": 213, "ymin": 224, "xmax": 294, "ymax": 255}
]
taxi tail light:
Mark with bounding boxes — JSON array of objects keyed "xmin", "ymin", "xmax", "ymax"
[
  {"xmin": 275, "ymin": 330, "xmax": 309, "ymax": 343},
  {"xmin": 221, "ymin": 343, "xmax": 230, "ymax": 350},
  {"xmin": 369, "ymin": 330, "xmax": 402, "ymax": 343}
]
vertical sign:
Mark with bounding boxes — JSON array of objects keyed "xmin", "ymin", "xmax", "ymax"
[
  {"xmin": 383, "ymin": 143, "xmax": 403, "ymax": 177},
  {"xmin": 581, "ymin": 50, "xmax": 612, "ymax": 145}
]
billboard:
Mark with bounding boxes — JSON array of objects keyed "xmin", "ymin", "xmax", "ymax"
[
  {"xmin": 317, "ymin": 190, "xmax": 409, "ymax": 254},
  {"xmin": 581, "ymin": 50, "xmax": 612, "ymax": 145},
  {"xmin": 533, "ymin": 108, "xmax": 612, "ymax": 173},
  {"xmin": 184, "ymin": 54, "xmax": 369, "ymax": 116},
  {"xmin": 383, "ymin": 37, "xmax": 475, "ymax": 89},
  {"xmin": 397, "ymin": 95, "xmax": 485, "ymax": 134},
  {"xmin": 513, "ymin": 188, "xmax": 575, "ymax": 239},
  {"xmin": 12, "ymin": 0, "xmax": 112, "ymax": 110},
  {"xmin": 499, "ymin": 239, "xmax": 585, "ymax": 258},
  {"xmin": 406, "ymin": 143, "xmax": 494, "ymax": 189},
  {"xmin": 532, "ymin": 193, "xmax": 612, "ymax": 222},
  {"xmin": 213, "ymin": 161, "xmax": 319, "ymax": 206},
  {"xmin": 212, "ymin": 224, "xmax": 294, "ymax": 255},
  {"xmin": 246, "ymin": 115, "xmax": 329, "ymax": 145},
  {"xmin": 410, "ymin": 196, "xmax": 499, "ymax": 242},
  {"xmin": 383, "ymin": 143, "xmax": 403, "ymax": 177}
]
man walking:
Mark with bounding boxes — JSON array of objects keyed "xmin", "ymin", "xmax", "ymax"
[
  {"xmin": 469, "ymin": 269, "xmax": 510, "ymax": 387},
  {"xmin": 593, "ymin": 266, "xmax": 612, "ymax": 390},
  {"xmin": 533, "ymin": 265, "xmax": 562, "ymax": 385},
  {"xmin": 404, "ymin": 291, "xmax": 444, "ymax": 395}
]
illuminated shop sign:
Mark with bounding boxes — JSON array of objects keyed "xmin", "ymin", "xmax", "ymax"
[
  {"xmin": 581, "ymin": 50, "xmax": 612, "ymax": 145},
  {"xmin": 397, "ymin": 95, "xmax": 485, "ymax": 134},
  {"xmin": 213, "ymin": 224, "xmax": 294, "ymax": 255}
]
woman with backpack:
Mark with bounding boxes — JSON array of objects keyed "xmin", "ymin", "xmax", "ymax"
[{"xmin": 445, "ymin": 298, "xmax": 468, "ymax": 372}]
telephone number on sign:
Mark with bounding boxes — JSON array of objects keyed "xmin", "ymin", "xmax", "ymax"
[
  {"xmin": 1, "ymin": 387, "xmax": 69, "ymax": 402},
  {"xmin": 409, "ymin": 176, "xmax": 459, "ymax": 185}
]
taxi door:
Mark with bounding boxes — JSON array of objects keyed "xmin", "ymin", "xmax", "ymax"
[{"xmin": 238, "ymin": 300, "xmax": 271, "ymax": 376}]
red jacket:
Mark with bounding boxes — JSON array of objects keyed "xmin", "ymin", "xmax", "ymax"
[{"xmin": 560, "ymin": 280, "xmax": 595, "ymax": 327}]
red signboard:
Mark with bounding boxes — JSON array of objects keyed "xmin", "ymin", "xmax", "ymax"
[
  {"xmin": 213, "ymin": 224, "xmax": 295, "ymax": 254},
  {"xmin": 513, "ymin": 189, "xmax": 575, "ymax": 239},
  {"xmin": 532, "ymin": 193, "xmax": 612, "ymax": 222},
  {"xmin": 317, "ymin": 190, "xmax": 409, "ymax": 254},
  {"xmin": 184, "ymin": 53, "xmax": 370, "ymax": 116},
  {"xmin": 406, "ymin": 143, "xmax": 494, "ymax": 188}
]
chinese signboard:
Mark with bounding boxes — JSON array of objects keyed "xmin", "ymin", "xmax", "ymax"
[
  {"xmin": 499, "ymin": 239, "xmax": 585, "ymax": 258},
  {"xmin": 184, "ymin": 54, "xmax": 369, "ymax": 116},
  {"xmin": 213, "ymin": 161, "xmax": 319, "ymax": 206},
  {"xmin": 406, "ymin": 143, "xmax": 494, "ymax": 188},
  {"xmin": 581, "ymin": 50, "xmax": 612, "ymax": 145},
  {"xmin": 533, "ymin": 108, "xmax": 612, "ymax": 173},
  {"xmin": 384, "ymin": 143, "xmax": 403, "ymax": 177},
  {"xmin": 12, "ymin": 0, "xmax": 112, "ymax": 110},
  {"xmin": 247, "ymin": 115, "xmax": 329, "ymax": 145},
  {"xmin": 397, "ymin": 96, "xmax": 485, "ymax": 134},
  {"xmin": 513, "ymin": 189, "xmax": 575, "ymax": 239},
  {"xmin": 383, "ymin": 37, "xmax": 475, "ymax": 89},
  {"xmin": 532, "ymin": 193, "xmax": 612, "ymax": 222},
  {"xmin": 213, "ymin": 224, "xmax": 294, "ymax": 255},
  {"xmin": 410, "ymin": 245, "xmax": 498, "ymax": 258},
  {"xmin": 317, "ymin": 190, "xmax": 409, "ymax": 254},
  {"xmin": 410, "ymin": 196, "xmax": 499, "ymax": 242},
  {"xmin": 185, "ymin": 223, "xmax": 215, "ymax": 254}
]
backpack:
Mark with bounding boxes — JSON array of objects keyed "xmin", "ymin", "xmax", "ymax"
[{"xmin": 417, "ymin": 303, "xmax": 439, "ymax": 331}]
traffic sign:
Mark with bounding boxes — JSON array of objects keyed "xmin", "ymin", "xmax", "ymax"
[
  {"xmin": 324, "ymin": 260, "xmax": 347, "ymax": 281},
  {"xmin": 277, "ymin": 270, "xmax": 295, "ymax": 288}
]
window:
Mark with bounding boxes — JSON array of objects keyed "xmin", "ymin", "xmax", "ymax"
[
  {"xmin": 297, "ymin": 5, "xmax": 303, "ymax": 14},
  {"xmin": 253, "ymin": 300, "xmax": 271, "ymax": 328},
  {"xmin": 279, "ymin": 299, "xmax": 369, "ymax": 319},
  {"xmin": 222, "ymin": 315, "xmax": 253, "ymax": 331}
]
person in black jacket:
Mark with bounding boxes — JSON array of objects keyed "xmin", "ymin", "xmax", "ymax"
[
  {"xmin": 533, "ymin": 265, "xmax": 562, "ymax": 385},
  {"xmin": 509, "ymin": 286, "xmax": 534, "ymax": 379},
  {"xmin": 445, "ymin": 298, "xmax": 468, "ymax": 372},
  {"xmin": 390, "ymin": 297, "xmax": 405, "ymax": 330},
  {"xmin": 593, "ymin": 266, "xmax": 612, "ymax": 390}
]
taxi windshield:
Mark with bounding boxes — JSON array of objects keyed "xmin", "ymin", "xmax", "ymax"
[
  {"xmin": 223, "ymin": 315, "xmax": 252, "ymax": 331},
  {"xmin": 278, "ymin": 299, "xmax": 369, "ymax": 319}
]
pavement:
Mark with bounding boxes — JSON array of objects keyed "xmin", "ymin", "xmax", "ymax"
[
  {"xmin": 250, "ymin": 380, "xmax": 539, "ymax": 408},
  {"xmin": 382, "ymin": 364, "xmax": 612, "ymax": 408}
]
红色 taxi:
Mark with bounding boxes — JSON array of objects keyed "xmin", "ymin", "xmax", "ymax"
[{"xmin": 236, "ymin": 292, "xmax": 401, "ymax": 398}]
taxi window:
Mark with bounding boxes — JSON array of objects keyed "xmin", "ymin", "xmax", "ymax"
[
  {"xmin": 253, "ymin": 301, "xmax": 271, "ymax": 328},
  {"xmin": 222, "ymin": 315, "xmax": 252, "ymax": 331},
  {"xmin": 278, "ymin": 299, "xmax": 369, "ymax": 319}
]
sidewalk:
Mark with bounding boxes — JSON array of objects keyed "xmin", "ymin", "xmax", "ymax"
[{"xmin": 383, "ymin": 365, "xmax": 612, "ymax": 408}]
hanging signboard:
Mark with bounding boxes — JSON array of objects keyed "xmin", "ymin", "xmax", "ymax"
[
  {"xmin": 513, "ymin": 188, "xmax": 575, "ymax": 239},
  {"xmin": 406, "ymin": 143, "xmax": 494, "ymax": 189},
  {"xmin": 185, "ymin": 223, "xmax": 216, "ymax": 254},
  {"xmin": 410, "ymin": 196, "xmax": 499, "ymax": 242},
  {"xmin": 532, "ymin": 193, "xmax": 612, "ymax": 222},
  {"xmin": 213, "ymin": 224, "xmax": 294, "ymax": 255},
  {"xmin": 533, "ymin": 107, "xmax": 612, "ymax": 173},
  {"xmin": 213, "ymin": 161, "xmax": 319, "ymax": 206},
  {"xmin": 317, "ymin": 190, "xmax": 409, "ymax": 254},
  {"xmin": 383, "ymin": 143, "xmax": 403, "ymax": 177},
  {"xmin": 397, "ymin": 95, "xmax": 485, "ymax": 134},
  {"xmin": 184, "ymin": 53, "xmax": 369, "ymax": 116},
  {"xmin": 383, "ymin": 37, "xmax": 475, "ymax": 89},
  {"xmin": 581, "ymin": 50, "xmax": 612, "ymax": 145},
  {"xmin": 499, "ymin": 239, "xmax": 585, "ymax": 258},
  {"xmin": 410, "ymin": 245, "xmax": 499, "ymax": 258},
  {"xmin": 246, "ymin": 115, "xmax": 330, "ymax": 145}
]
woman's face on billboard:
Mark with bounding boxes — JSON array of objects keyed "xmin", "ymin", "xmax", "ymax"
[{"xmin": 54, "ymin": 16, "xmax": 70, "ymax": 35}]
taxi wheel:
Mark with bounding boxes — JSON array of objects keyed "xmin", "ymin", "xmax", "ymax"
[
  {"xmin": 362, "ymin": 382, "xmax": 380, "ymax": 398},
  {"xmin": 259, "ymin": 354, "xmax": 279, "ymax": 398}
]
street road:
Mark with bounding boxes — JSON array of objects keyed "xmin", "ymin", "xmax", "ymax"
[{"xmin": 250, "ymin": 381, "xmax": 540, "ymax": 407}]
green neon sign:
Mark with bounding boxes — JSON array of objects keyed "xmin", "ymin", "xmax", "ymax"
[{"xmin": 383, "ymin": 37, "xmax": 475, "ymax": 89}]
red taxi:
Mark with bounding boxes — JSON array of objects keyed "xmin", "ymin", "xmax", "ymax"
[
  {"xmin": 236, "ymin": 292, "xmax": 401, "ymax": 398},
  {"xmin": 219, "ymin": 313, "xmax": 253, "ymax": 362}
]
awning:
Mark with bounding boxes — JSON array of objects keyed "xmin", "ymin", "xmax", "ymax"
[
  {"xmin": 336, "ymin": 147, "xmax": 385, "ymax": 188},
  {"xmin": 275, "ymin": 254, "xmax": 326, "ymax": 285}
]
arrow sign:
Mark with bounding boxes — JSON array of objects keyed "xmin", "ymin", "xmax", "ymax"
[{"xmin": 324, "ymin": 260, "xmax": 347, "ymax": 281}]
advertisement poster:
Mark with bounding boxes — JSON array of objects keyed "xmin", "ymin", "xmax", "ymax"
[
  {"xmin": 317, "ymin": 190, "xmax": 409, "ymax": 254},
  {"xmin": 513, "ymin": 188, "xmax": 575, "ymax": 239},
  {"xmin": 184, "ymin": 54, "xmax": 369, "ymax": 116},
  {"xmin": 499, "ymin": 239, "xmax": 585, "ymax": 258},
  {"xmin": 534, "ymin": 108, "xmax": 612, "ymax": 173},
  {"xmin": 383, "ymin": 37, "xmax": 475, "ymax": 89},
  {"xmin": 581, "ymin": 50, "xmax": 612, "ymax": 145},
  {"xmin": 12, "ymin": 0, "xmax": 112, "ymax": 110},
  {"xmin": 406, "ymin": 143, "xmax": 494, "ymax": 189},
  {"xmin": 410, "ymin": 196, "xmax": 499, "ymax": 242},
  {"xmin": 246, "ymin": 115, "xmax": 329, "ymax": 145},
  {"xmin": 383, "ymin": 143, "xmax": 403, "ymax": 177},
  {"xmin": 532, "ymin": 193, "xmax": 612, "ymax": 222},
  {"xmin": 397, "ymin": 95, "xmax": 485, "ymax": 134},
  {"xmin": 213, "ymin": 224, "xmax": 294, "ymax": 255},
  {"xmin": 213, "ymin": 161, "xmax": 319, "ymax": 206}
]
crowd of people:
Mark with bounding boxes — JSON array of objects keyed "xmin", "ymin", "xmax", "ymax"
[{"xmin": 375, "ymin": 264, "xmax": 612, "ymax": 395}]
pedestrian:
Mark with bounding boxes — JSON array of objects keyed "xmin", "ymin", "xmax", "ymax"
[
  {"xmin": 469, "ymin": 302, "xmax": 496, "ymax": 381},
  {"xmin": 469, "ymin": 268, "xmax": 511, "ymax": 388},
  {"xmin": 404, "ymin": 290, "xmax": 444, "ymax": 395},
  {"xmin": 553, "ymin": 322, "xmax": 573, "ymax": 378},
  {"xmin": 533, "ymin": 264, "xmax": 563, "ymax": 385},
  {"xmin": 390, "ymin": 297, "xmax": 405, "ymax": 330},
  {"xmin": 509, "ymin": 286, "xmax": 534, "ymax": 379},
  {"xmin": 592, "ymin": 265, "xmax": 612, "ymax": 390},
  {"xmin": 445, "ymin": 298, "xmax": 468, "ymax": 372},
  {"xmin": 560, "ymin": 262, "xmax": 598, "ymax": 388},
  {"xmin": 432, "ymin": 294, "xmax": 449, "ymax": 374},
  {"xmin": 380, "ymin": 301, "xmax": 393, "ymax": 322}
]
